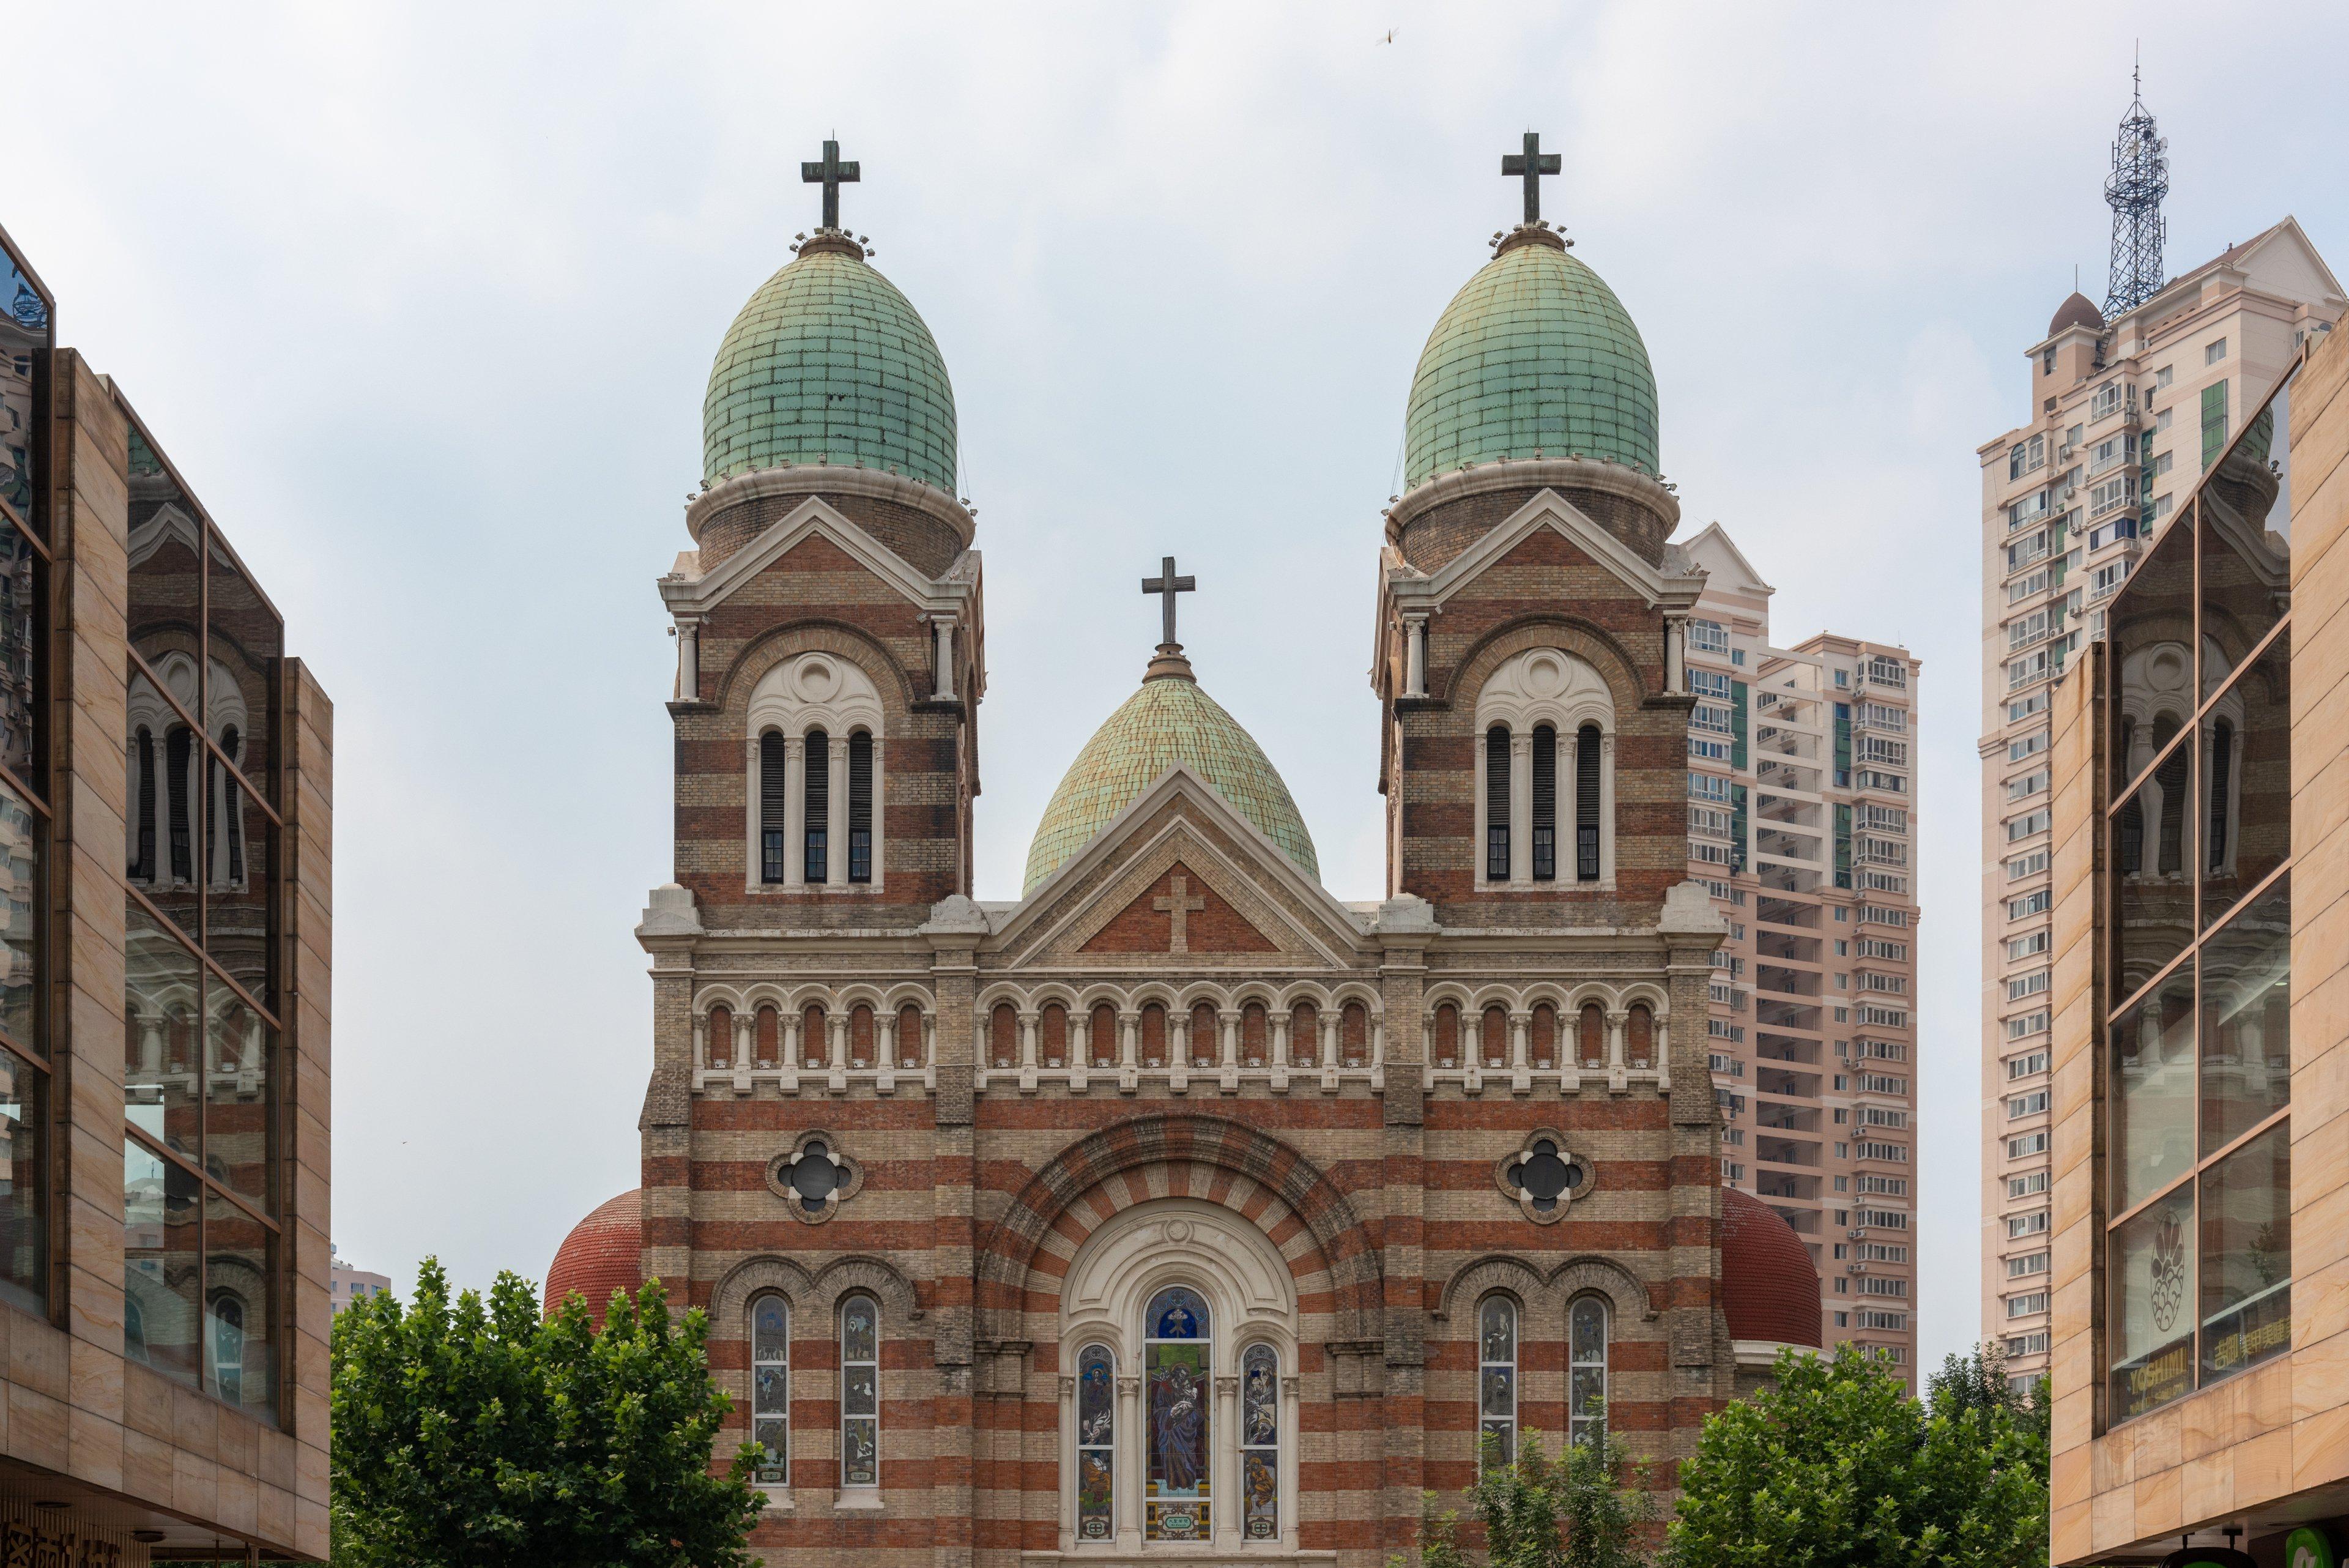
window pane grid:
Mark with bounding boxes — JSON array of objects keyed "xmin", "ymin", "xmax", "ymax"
[
  {"xmin": 122, "ymin": 879, "xmax": 282, "ymax": 1036},
  {"xmin": 125, "ymin": 648, "xmax": 281, "ymax": 824},
  {"xmin": 2099, "ymin": 354, "xmax": 2298, "ymax": 1428},
  {"xmin": 124, "ymin": 1126, "xmax": 280, "ymax": 1236}
]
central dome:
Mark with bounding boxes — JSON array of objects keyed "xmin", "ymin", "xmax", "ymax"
[
  {"xmin": 1023, "ymin": 660, "xmax": 1319, "ymax": 895},
  {"xmin": 1402, "ymin": 236, "xmax": 1658, "ymax": 488},
  {"xmin": 702, "ymin": 245, "xmax": 958, "ymax": 494}
]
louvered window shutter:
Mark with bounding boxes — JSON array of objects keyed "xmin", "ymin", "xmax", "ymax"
[
  {"xmin": 1485, "ymin": 727, "xmax": 1511, "ymax": 880},
  {"xmin": 803, "ymin": 730, "xmax": 829, "ymax": 883},
  {"xmin": 848, "ymin": 732, "xmax": 873, "ymax": 883},
  {"xmin": 1531, "ymin": 725, "xmax": 1556, "ymax": 881},
  {"xmin": 1575, "ymin": 725, "xmax": 1601, "ymax": 881},
  {"xmin": 759, "ymin": 732, "xmax": 788, "ymax": 883}
]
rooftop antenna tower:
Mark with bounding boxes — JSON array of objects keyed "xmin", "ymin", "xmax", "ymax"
[{"xmin": 2103, "ymin": 48, "xmax": 2169, "ymax": 316}]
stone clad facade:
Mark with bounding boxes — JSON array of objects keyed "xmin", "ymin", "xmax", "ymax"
[{"xmin": 593, "ymin": 184, "xmax": 1813, "ymax": 1567}]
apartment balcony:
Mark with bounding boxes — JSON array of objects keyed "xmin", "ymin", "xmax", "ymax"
[
  {"xmin": 1756, "ymin": 794, "xmax": 1820, "ymax": 827},
  {"xmin": 1756, "ymin": 998, "xmax": 1822, "ymax": 1032},
  {"xmin": 1862, "ymin": 662, "xmax": 1907, "ymax": 691},
  {"xmin": 1756, "ymin": 1135, "xmax": 1820, "ymax": 1168},
  {"xmin": 1756, "ymin": 827, "xmax": 1822, "ymax": 863},
  {"xmin": 1756, "ymin": 757, "xmax": 1822, "ymax": 795},
  {"xmin": 1754, "ymin": 896, "xmax": 1820, "ymax": 929},
  {"xmin": 2087, "ymin": 487, "xmax": 2139, "ymax": 522},
  {"xmin": 1754, "ymin": 1034, "xmax": 1820, "ymax": 1066},
  {"xmin": 1756, "ymin": 1171, "xmax": 1821, "ymax": 1203},
  {"xmin": 1756, "ymin": 930, "xmax": 1819, "ymax": 963},
  {"xmin": 1772, "ymin": 1205, "xmax": 1822, "ymax": 1235},
  {"xmin": 1756, "ymin": 863, "xmax": 1823, "ymax": 896},
  {"xmin": 1755, "ymin": 1065, "xmax": 1820, "ymax": 1099},
  {"xmin": 1756, "ymin": 1101, "xmax": 1820, "ymax": 1133},
  {"xmin": 1755, "ymin": 964, "xmax": 1819, "ymax": 999}
]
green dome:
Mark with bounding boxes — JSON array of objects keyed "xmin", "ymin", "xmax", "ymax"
[
  {"xmin": 1402, "ymin": 239, "xmax": 1658, "ymax": 487},
  {"xmin": 702, "ymin": 249, "xmax": 958, "ymax": 492},
  {"xmin": 1023, "ymin": 668, "xmax": 1319, "ymax": 895}
]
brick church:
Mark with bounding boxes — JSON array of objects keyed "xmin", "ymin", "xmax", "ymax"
[{"xmin": 548, "ymin": 138, "xmax": 1819, "ymax": 1566}]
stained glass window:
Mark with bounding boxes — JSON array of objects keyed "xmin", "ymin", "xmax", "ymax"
[
  {"xmin": 1076, "ymin": 1343, "xmax": 1115, "ymax": 1541},
  {"xmin": 1478, "ymin": 1295, "xmax": 1516, "ymax": 1471},
  {"xmin": 751, "ymin": 1295, "xmax": 788, "ymax": 1485},
  {"xmin": 1241, "ymin": 1344, "xmax": 1279, "ymax": 1540},
  {"xmin": 841, "ymin": 1295, "xmax": 879, "ymax": 1488},
  {"xmin": 1569, "ymin": 1296, "xmax": 1609, "ymax": 1446},
  {"xmin": 1145, "ymin": 1286, "xmax": 1210, "ymax": 1541}
]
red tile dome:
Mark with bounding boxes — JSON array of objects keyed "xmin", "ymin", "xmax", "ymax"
[
  {"xmin": 1721, "ymin": 1186, "xmax": 1822, "ymax": 1348},
  {"xmin": 545, "ymin": 1189, "xmax": 642, "ymax": 1328}
]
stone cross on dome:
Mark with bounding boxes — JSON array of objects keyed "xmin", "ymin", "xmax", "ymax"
[
  {"xmin": 1501, "ymin": 131, "xmax": 1562, "ymax": 225},
  {"xmin": 801, "ymin": 138, "xmax": 861, "ymax": 231},
  {"xmin": 1141, "ymin": 555, "xmax": 1195, "ymax": 648}
]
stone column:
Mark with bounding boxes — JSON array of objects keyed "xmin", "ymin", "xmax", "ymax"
[
  {"xmin": 1319, "ymin": 1011, "xmax": 1339, "ymax": 1069},
  {"xmin": 1219, "ymin": 1010, "xmax": 1239, "ymax": 1069},
  {"xmin": 829, "ymin": 1011, "xmax": 849, "ymax": 1070},
  {"xmin": 1598, "ymin": 732, "xmax": 1617, "ymax": 884},
  {"xmin": 1119, "ymin": 1011, "xmax": 1139, "ymax": 1069},
  {"xmin": 826, "ymin": 738, "xmax": 849, "ymax": 886},
  {"xmin": 1280, "ymin": 1373, "xmax": 1302, "ymax": 1550},
  {"xmin": 1057, "ymin": 1373, "xmax": 1078, "ymax": 1553},
  {"xmin": 735, "ymin": 1011, "xmax": 756, "ymax": 1066},
  {"xmin": 1116, "ymin": 1374, "xmax": 1143, "ymax": 1549},
  {"xmin": 1404, "ymin": 616, "xmax": 1428, "ymax": 698},
  {"xmin": 743, "ymin": 737, "xmax": 763, "ymax": 886},
  {"xmin": 1213, "ymin": 1373, "xmax": 1241, "ymax": 1548},
  {"xmin": 782, "ymin": 734, "xmax": 805, "ymax": 888},
  {"xmin": 1664, "ymin": 614, "xmax": 1685, "ymax": 694},
  {"xmin": 877, "ymin": 1011, "xmax": 897, "ymax": 1070},
  {"xmin": 1510, "ymin": 730, "xmax": 1533, "ymax": 883},
  {"xmin": 675, "ymin": 617, "xmax": 700, "ymax": 702},
  {"xmin": 868, "ymin": 735, "xmax": 886, "ymax": 888},
  {"xmin": 933, "ymin": 617, "xmax": 957, "ymax": 700}
]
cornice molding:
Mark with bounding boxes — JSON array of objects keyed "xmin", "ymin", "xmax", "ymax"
[
  {"xmin": 1384, "ymin": 456, "xmax": 1679, "ymax": 541},
  {"xmin": 686, "ymin": 463, "xmax": 974, "ymax": 552}
]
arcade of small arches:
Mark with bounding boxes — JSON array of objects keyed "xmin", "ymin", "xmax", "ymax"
[
  {"xmin": 125, "ymin": 654, "xmax": 256, "ymax": 891},
  {"xmin": 685, "ymin": 978, "xmax": 1673, "ymax": 1098}
]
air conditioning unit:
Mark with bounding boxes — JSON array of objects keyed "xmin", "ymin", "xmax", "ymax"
[
  {"xmin": 1847, "ymin": 1261, "xmax": 1869, "ymax": 1276},
  {"xmin": 1847, "ymin": 1227, "xmax": 1867, "ymax": 1239}
]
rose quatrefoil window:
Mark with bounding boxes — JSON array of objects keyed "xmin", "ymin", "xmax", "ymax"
[
  {"xmin": 766, "ymin": 1132, "xmax": 866, "ymax": 1224},
  {"xmin": 1496, "ymin": 1130, "xmax": 1591, "ymax": 1225}
]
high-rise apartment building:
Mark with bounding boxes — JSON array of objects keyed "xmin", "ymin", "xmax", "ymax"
[
  {"xmin": 1976, "ymin": 148, "xmax": 2344, "ymax": 1377},
  {"xmin": 1682, "ymin": 524, "xmax": 1921, "ymax": 1381}
]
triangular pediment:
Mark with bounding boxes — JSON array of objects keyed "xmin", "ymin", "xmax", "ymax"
[
  {"xmin": 1396, "ymin": 488, "xmax": 1707, "ymax": 614},
  {"xmin": 657, "ymin": 494, "xmax": 968, "ymax": 617},
  {"xmin": 989, "ymin": 768, "xmax": 1367, "ymax": 972}
]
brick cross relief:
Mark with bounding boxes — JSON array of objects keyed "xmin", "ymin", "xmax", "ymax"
[{"xmin": 1153, "ymin": 875, "xmax": 1207, "ymax": 954}]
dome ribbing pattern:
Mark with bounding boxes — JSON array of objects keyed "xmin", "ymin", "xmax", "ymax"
[
  {"xmin": 702, "ymin": 250, "xmax": 958, "ymax": 492},
  {"xmin": 1403, "ymin": 240, "xmax": 1658, "ymax": 486},
  {"xmin": 1023, "ymin": 671, "xmax": 1319, "ymax": 895}
]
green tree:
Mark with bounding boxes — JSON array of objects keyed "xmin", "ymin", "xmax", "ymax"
[
  {"xmin": 1417, "ymin": 1424, "xmax": 1657, "ymax": 1568},
  {"xmin": 330, "ymin": 1258, "xmax": 765, "ymax": 1568},
  {"xmin": 1664, "ymin": 1343, "xmax": 2047, "ymax": 1568}
]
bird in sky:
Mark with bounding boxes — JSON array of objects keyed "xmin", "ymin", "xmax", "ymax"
[{"xmin": 1376, "ymin": 27, "xmax": 1397, "ymax": 43}]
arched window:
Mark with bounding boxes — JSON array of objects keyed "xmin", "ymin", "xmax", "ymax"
[
  {"xmin": 1568, "ymin": 1296, "xmax": 1609, "ymax": 1446},
  {"xmin": 849, "ymin": 1004, "xmax": 875, "ymax": 1068},
  {"xmin": 1076, "ymin": 1343, "xmax": 1116, "ymax": 1541},
  {"xmin": 1240, "ymin": 1343, "xmax": 1280, "ymax": 1540},
  {"xmin": 896, "ymin": 1003, "xmax": 925, "ymax": 1068},
  {"xmin": 131, "ymin": 726, "xmax": 157, "ymax": 880},
  {"xmin": 707, "ymin": 1005, "xmax": 732, "ymax": 1069},
  {"xmin": 1090, "ymin": 1001, "xmax": 1118, "ymax": 1068},
  {"xmin": 1242, "ymin": 1002, "xmax": 1267, "ymax": 1067},
  {"xmin": 1575, "ymin": 724, "xmax": 1603, "ymax": 881},
  {"xmin": 1478, "ymin": 1295, "xmax": 1517, "ymax": 1471},
  {"xmin": 803, "ymin": 729, "xmax": 831, "ymax": 883},
  {"xmin": 1342, "ymin": 1001, "xmax": 1368, "ymax": 1067},
  {"xmin": 217, "ymin": 726, "xmax": 245, "ymax": 885},
  {"xmin": 848, "ymin": 730, "xmax": 874, "ymax": 883},
  {"xmin": 166, "ymin": 725, "xmax": 193, "ymax": 883},
  {"xmin": 1627, "ymin": 1003, "xmax": 1654, "ymax": 1069},
  {"xmin": 1532, "ymin": 1003, "xmax": 1557, "ymax": 1068},
  {"xmin": 754, "ymin": 1004, "xmax": 778, "ymax": 1066},
  {"xmin": 1482, "ymin": 1005, "xmax": 1507, "ymax": 1068},
  {"xmin": 1485, "ymin": 726, "xmax": 1512, "ymax": 880},
  {"xmin": 1141, "ymin": 1003, "xmax": 1167, "ymax": 1067},
  {"xmin": 991, "ymin": 1002, "xmax": 1017, "ymax": 1069},
  {"xmin": 1190, "ymin": 1001, "xmax": 1219, "ymax": 1068},
  {"xmin": 1290, "ymin": 1001, "xmax": 1318, "ymax": 1068},
  {"xmin": 840, "ymin": 1295, "xmax": 880, "ymax": 1489},
  {"xmin": 800, "ymin": 1005, "xmax": 824, "ymax": 1068},
  {"xmin": 751, "ymin": 1294, "xmax": 789, "ymax": 1485},
  {"xmin": 759, "ymin": 732, "xmax": 788, "ymax": 883},
  {"xmin": 1040, "ymin": 1003, "xmax": 1067, "ymax": 1068},
  {"xmin": 209, "ymin": 1293, "xmax": 245, "ymax": 1405},
  {"xmin": 1434, "ymin": 1003, "xmax": 1460, "ymax": 1068},
  {"xmin": 2206, "ymin": 719, "xmax": 2235, "ymax": 871},
  {"xmin": 1578, "ymin": 1003, "xmax": 1605, "ymax": 1068},
  {"xmin": 1532, "ymin": 723, "xmax": 1557, "ymax": 880},
  {"xmin": 1145, "ymin": 1286, "xmax": 1211, "ymax": 1541}
]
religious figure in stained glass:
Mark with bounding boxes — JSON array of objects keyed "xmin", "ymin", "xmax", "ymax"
[
  {"xmin": 1145, "ymin": 1287, "xmax": 1211, "ymax": 1540},
  {"xmin": 1077, "ymin": 1343, "xmax": 1115, "ymax": 1540},
  {"xmin": 1149, "ymin": 1359, "xmax": 1208, "ymax": 1490}
]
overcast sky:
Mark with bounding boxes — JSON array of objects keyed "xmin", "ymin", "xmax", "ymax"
[{"xmin": 7, "ymin": 0, "xmax": 2345, "ymax": 1375}]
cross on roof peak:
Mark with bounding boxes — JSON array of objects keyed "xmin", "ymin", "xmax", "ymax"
[
  {"xmin": 801, "ymin": 138, "xmax": 861, "ymax": 231},
  {"xmin": 1501, "ymin": 131, "xmax": 1562, "ymax": 226},
  {"xmin": 1141, "ymin": 555, "xmax": 1196, "ymax": 650}
]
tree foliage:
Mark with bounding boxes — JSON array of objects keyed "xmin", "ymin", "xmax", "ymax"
[
  {"xmin": 1664, "ymin": 1343, "xmax": 2048, "ymax": 1568},
  {"xmin": 330, "ymin": 1258, "xmax": 765, "ymax": 1568},
  {"xmin": 1419, "ymin": 1425, "xmax": 1658, "ymax": 1568}
]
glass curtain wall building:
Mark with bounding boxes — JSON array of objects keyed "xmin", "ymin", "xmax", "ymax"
[{"xmin": 2050, "ymin": 321, "xmax": 2349, "ymax": 1562}]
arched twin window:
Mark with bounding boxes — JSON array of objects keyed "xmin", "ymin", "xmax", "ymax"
[
  {"xmin": 1477, "ymin": 1292, "xmax": 1611, "ymax": 1470},
  {"xmin": 747, "ymin": 653, "xmax": 883, "ymax": 891},
  {"xmin": 1477, "ymin": 648, "xmax": 1614, "ymax": 887},
  {"xmin": 127, "ymin": 719, "xmax": 248, "ymax": 888}
]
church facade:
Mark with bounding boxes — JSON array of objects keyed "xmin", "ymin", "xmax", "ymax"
[{"xmin": 557, "ymin": 139, "xmax": 1820, "ymax": 1567}]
